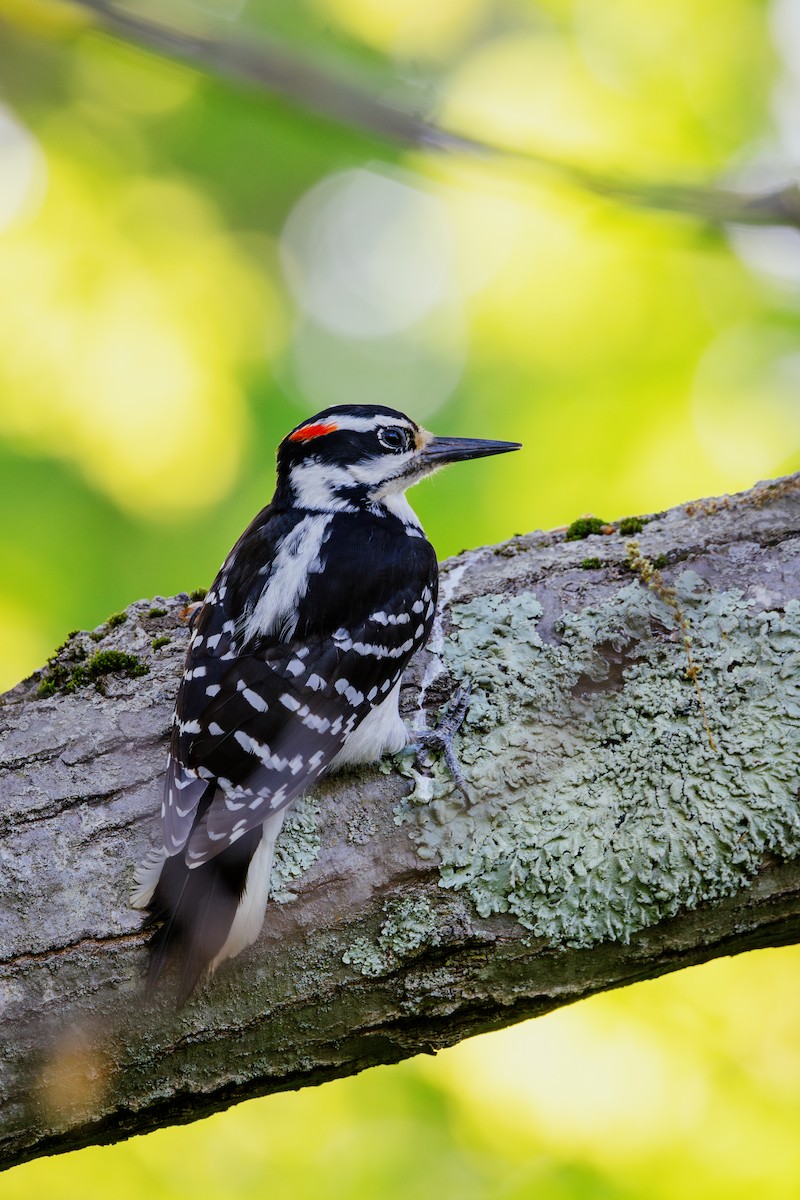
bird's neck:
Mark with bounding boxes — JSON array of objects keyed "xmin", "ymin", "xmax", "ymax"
[{"xmin": 274, "ymin": 470, "xmax": 424, "ymax": 532}]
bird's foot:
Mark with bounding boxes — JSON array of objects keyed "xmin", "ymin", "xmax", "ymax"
[{"xmin": 404, "ymin": 682, "xmax": 472, "ymax": 801}]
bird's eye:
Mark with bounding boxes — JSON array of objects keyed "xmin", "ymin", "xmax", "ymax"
[{"xmin": 377, "ymin": 427, "xmax": 408, "ymax": 453}]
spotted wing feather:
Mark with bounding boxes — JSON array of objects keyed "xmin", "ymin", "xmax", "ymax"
[{"xmin": 164, "ymin": 507, "xmax": 437, "ymax": 865}]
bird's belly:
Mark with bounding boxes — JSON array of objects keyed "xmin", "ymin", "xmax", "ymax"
[{"xmin": 330, "ymin": 680, "xmax": 408, "ymax": 768}]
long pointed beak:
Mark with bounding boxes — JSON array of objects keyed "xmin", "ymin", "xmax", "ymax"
[{"xmin": 418, "ymin": 436, "xmax": 522, "ymax": 467}]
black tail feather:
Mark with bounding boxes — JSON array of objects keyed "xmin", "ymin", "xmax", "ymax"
[{"xmin": 144, "ymin": 788, "xmax": 262, "ymax": 1004}]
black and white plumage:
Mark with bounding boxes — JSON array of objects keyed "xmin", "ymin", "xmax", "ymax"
[{"xmin": 133, "ymin": 404, "xmax": 520, "ymax": 1001}]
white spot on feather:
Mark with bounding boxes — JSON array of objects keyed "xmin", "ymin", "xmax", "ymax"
[{"xmin": 243, "ymin": 687, "xmax": 269, "ymax": 712}]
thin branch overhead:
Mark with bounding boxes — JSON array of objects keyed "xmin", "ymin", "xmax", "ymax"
[{"xmin": 60, "ymin": 0, "xmax": 800, "ymax": 231}]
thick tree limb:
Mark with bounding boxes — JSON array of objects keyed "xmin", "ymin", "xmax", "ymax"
[
  {"xmin": 33, "ymin": 0, "xmax": 800, "ymax": 232},
  {"xmin": 2, "ymin": 474, "xmax": 800, "ymax": 1169}
]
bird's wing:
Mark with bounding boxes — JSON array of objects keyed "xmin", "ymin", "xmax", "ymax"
[
  {"xmin": 162, "ymin": 510, "xmax": 437, "ymax": 865},
  {"xmin": 162, "ymin": 502, "xmax": 300, "ymax": 855}
]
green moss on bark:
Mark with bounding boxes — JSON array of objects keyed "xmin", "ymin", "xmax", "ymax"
[{"xmin": 37, "ymin": 647, "xmax": 148, "ymax": 698}]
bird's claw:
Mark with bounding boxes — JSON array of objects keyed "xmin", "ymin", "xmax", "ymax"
[{"xmin": 405, "ymin": 682, "xmax": 472, "ymax": 801}]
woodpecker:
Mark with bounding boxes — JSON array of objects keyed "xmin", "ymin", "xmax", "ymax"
[{"xmin": 133, "ymin": 404, "xmax": 520, "ymax": 1001}]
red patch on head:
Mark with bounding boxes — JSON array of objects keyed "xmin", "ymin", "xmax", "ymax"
[{"xmin": 289, "ymin": 421, "xmax": 339, "ymax": 443}]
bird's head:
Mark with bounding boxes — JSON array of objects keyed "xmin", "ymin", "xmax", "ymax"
[{"xmin": 276, "ymin": 404, "xmax": 521, "ymax": 514}]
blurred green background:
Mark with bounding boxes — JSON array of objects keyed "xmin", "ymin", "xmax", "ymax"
[{"xmin": 2, "ymin": 0, "xmax": 800, "ymax": 1196}]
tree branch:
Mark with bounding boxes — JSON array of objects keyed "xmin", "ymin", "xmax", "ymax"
[
  {"xmin": 2, "ymin": 473, "xmax": 800, "ymax": 1169},
  {"xmin": 43, "ymin": 0, "xmax": 800, "ymax": 232}
]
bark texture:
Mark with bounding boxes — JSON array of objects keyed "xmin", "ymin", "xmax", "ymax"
[{"xmin": 1, "ymin": 474, "xmax": 800, "ymax": 1170}]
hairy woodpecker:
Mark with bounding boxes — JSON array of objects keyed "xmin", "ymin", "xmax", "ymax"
[{"xmin": 133, "ymin": 404, "xmax": 520, "ymax": 1001}]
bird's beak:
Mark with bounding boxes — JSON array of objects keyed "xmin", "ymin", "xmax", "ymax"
[{"xmin": 417, "ymin": 436, "xmax": 522, "ymax": 468}]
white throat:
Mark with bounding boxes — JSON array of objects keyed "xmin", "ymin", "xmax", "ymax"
[{"xmin": 375, "ymin": 489, "xmax": 424, "ymax": 531}]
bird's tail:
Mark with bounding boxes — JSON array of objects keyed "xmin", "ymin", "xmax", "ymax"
[{"xmin": 134, "ymin": 786, "xmax": 287, "ymax": 1004}]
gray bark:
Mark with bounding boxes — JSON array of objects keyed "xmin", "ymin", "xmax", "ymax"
[{"xmin": 1, "ymin": 473, "xmax": 800, "ymax": 1170}]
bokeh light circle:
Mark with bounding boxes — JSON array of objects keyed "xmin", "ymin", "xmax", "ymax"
[{"xmin": 280, "ymin": 167, "xmax": 456, "ymax": 339}]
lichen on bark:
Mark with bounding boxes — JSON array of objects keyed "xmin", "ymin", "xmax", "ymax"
[{"xmin": 398, "ymin": 577, "xmax": 800, "ymax": 946}]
